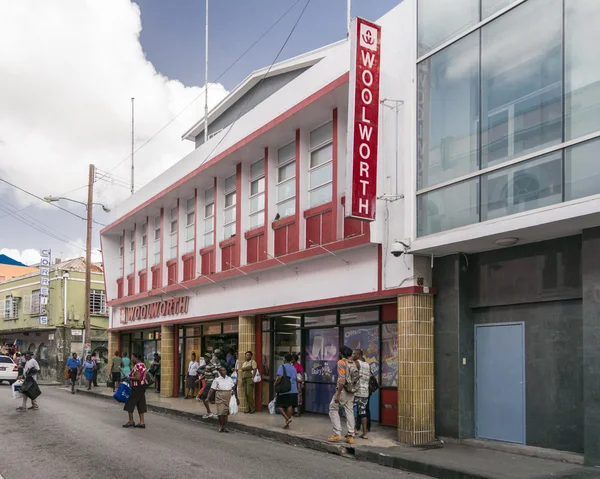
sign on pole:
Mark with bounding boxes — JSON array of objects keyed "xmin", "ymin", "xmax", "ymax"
[
  {"xmin": 39, "ymin": 249, "xmax": 50, "ymax": 320},
  {"xmin": 346, "ymin": 17, "xmax": 382, "ymax": 221}
]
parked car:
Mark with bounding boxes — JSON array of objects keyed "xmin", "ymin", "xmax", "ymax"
[{"xmin": 0, "ymin": 355, "xmax": 18, "ymax": 385}]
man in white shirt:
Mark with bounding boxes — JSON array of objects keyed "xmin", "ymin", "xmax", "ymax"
[
  {"xmin": 208, "ymin": 366, "xmax": 235, "ymax": 432},
  {"xmin": 17, "ymin": 351, "xmax": 40, "ymax": 411}
]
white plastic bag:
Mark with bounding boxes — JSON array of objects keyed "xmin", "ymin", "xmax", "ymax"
[
  {"xmin": 253, "ymin": 371, "xmax": 262, "ymax": 383},
  {"xmin": 12, "ymin": 380, "xmax": 23, "ymax": 401},
  {"xmin": 231, "ymin": 371, "xmax": 237, "ymax": 384},
  {"xmin": 268, "ymin": 398, "xmax": 276, "ymax": 415},
  {"xmin": 229, "ymin": 393, "xmax": 238, "ymax": 415}
]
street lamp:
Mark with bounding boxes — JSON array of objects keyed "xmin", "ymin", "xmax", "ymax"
[{"xmin": 44, "ymin": 164, "xmax": 110, "ymax": 356}]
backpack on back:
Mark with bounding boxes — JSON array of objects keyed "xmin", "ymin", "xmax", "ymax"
[{"xmin": 343, "ymin": 359, "xmax": 360, "ymax": 393}]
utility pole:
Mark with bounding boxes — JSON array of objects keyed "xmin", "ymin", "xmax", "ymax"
[
  {"xmin": 131, "ymin": 97, "xmax": 135, "ymax": 195},
  {"xmin": 84, "ymin": 164, "xmax": 95, "ymax": 356}
]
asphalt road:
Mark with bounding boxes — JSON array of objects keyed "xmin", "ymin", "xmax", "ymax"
[{"xmin": 0, "ymin": 385, "xmax": 427, "ymax": 479}]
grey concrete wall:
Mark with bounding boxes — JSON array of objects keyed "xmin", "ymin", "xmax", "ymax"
[{"xmin": 195, "ymin": 68, "xmax": 310, "ymax": 149}]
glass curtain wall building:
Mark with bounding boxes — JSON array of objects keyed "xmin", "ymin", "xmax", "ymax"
[{"xmin": 416, "ymin": 0, "xmax": 600, "ymax": 237}]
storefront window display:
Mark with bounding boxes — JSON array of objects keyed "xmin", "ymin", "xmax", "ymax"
[{"xmin": 381, "ymin": 323, "xmax": 398, "ymax": 387}]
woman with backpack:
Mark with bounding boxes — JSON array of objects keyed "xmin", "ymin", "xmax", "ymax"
[{"xmin": 327, "ymin": 346, "xmax": 360, "ymax": 445}]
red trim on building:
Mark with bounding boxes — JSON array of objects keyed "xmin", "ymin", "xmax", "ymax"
[
  {"xmin": 99, "ymin": 234, "xmax": 108, "ymax": 299},
  {"xmin": 173, "ymin": 326, "xmax": 179, "ymax": 398},
  {"xmin": 138, "ymin": 270, "xmax": 147, "ymax": 294},
  {"xmin": 332, "ymin": 107, "xmax": 339, "ymax": 241},
  {"xmin": 341, "ymin": 195, "xmax": 366, "ymax": 239},
  {"xmin": 244, "ymin": 226, "xmax": 265, "ymax": 239},
  {"xmin": 193, "ymin": 189, "xmax": 198, "ymax": 278},
  {"xmin": 263, "ymin": 146, "xmax": 269, "ymax": 257},
  {"xmin": 213, "ymin": 177, "xmax": 217, "ymax": 273},
  {"xmin": 303, "ymin": 202, "xmax": 333, "ymax": 219},
  {"xmin": 101, "ymin": 73, "xmax": 350, "ymax": 235},
  {"xmin": 294, "ymin": 128, "xmax": 300, "ymax": 251},
  {"xmin": 145, "ymin": 215, "xmax": 149, "ymax": 276},
  {"xmin": 159, "ymin": 207, "xmax": 164, "ymax": 288},
  {"xmin": 116, "ymin": 278, "xmax": 124, "ymax": 299},
  {"xmin": 235, "ymin": 162, "xmax": 242, "ymax": 267},
  {"xmin": 108, "ymin": 285, "xmax": 432, "ymax": 332},
  {"xmin": 108, "ymin": 233, "xmax": 372, "ymax": 307},
  {"xmin": 305, "ymin": 203, "xmax": 334, "ymax": 249},
  {"xmin": 132, "ymin": 223, "xmax": 137, "ymax": 295},
  {"xmin": 175, "ymin": 198, "xmax": 180, "ymax": 282},
  {"xmin": 377, "ymin": 244, "xmax": 383, "ymax": 292}
]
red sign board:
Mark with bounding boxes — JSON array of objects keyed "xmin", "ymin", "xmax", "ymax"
[{"xmin": 346, "ymin": 17, "xmax": 382, "ymax": 221}]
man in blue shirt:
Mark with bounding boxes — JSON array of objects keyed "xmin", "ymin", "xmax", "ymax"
[
  {"xmin": 274, "ymin": 354, "xmax": 298, "ymax": 429},
  {"xmin": 66, "ymin": 353, "xmax": 81, "ymax": 394}
]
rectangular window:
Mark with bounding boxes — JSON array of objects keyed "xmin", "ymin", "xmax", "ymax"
[
  {"xmin": 480, "ymin": 0, "xmax": 562, "ymax": 169},
  {"xmin": 90, "ymin": 289, "xmax": 107, "ymax": 315},
  {"xmin": 417, "ymin": 177, "xmax": 480, "ymax": 237},
  {"xmin": 309, "ymin": 122, "xmax": 333, "ymax": 208},
  {"xmin": 140, "ymin": 223, "xmax": 147, "ymax": 269},
  {"xmin": 565, "ymin": 0, "xmax": 600, "ymax": 140},
  {"xmin": 153, "ymin": 214, "xmax": 161, "ymax": 266},
  {"xmin": 4, "ymin": 297, "xmax": 17, "ymax": 320},
  {"xmin": 565, "ymin": 137, "xmax": 600, "ymax": 201},
  {"xmin": 128, "ymin": 229, "xmax": 134, "ymax": 275},
  {"xmin": 277, "ymin": 142, "xmax": 296, "ymax": 218},
  {"xmin": 118, "ymin": 234, "xmax": 124, "ymax": 278},
  {"xmin": 249, "ymin": 159, "xmax": 265, "ymax": 229},
  {"xmin": 31, "ymin": 290, "xmax": 41, "ymax": 316},
  {"xmin": 185, "ymin": 197, "xmax": 195, "ymax": 254},
  {"xmin": 223, "ymin": 174, "xmax": 236, "ymax": 239},
  {"xmin": 169, "ymin": 206, "xmax": 178, "ymax": 260},
  {"xmin": 204, "ymin": 188, "xmax": 214, "ymax": 247}
]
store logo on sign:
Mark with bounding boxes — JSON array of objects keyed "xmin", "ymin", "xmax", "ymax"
[
  {"xmin": 122, "ymin": 296, "xmax": 190, "ymax": 324},
  {"xmin": 346, "ymin": 17, "xmax": 382, "ymax": 221}
]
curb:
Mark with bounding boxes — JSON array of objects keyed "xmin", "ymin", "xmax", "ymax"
[{"xmin": 69, "ymin": 388, "xmax": 352, "ymax": 458}]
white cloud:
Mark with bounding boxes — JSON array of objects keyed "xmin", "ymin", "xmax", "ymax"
[
  {"xmin": 0, "ymin": 0, "xmax": 228, "ymax": 208},
  {"xmin": 0, "ymin": 249, "xmax": 41, "ymax": 266}
]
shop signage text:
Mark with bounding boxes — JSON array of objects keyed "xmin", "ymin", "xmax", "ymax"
[
  {"xmin": 122, "ymin": 296, "xmax": 190, "ymax": 324},
  {"xmin": 346, "ymin": 17, "xmax": 382, "ymax": 221}
]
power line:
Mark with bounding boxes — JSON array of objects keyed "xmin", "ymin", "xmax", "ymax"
[
  {"xmin": 0, "ymin": 200, "xmax": 87, "ymax": 250},
  {"xmin": 195, "ymin": 0, "xmax": 312, "ymax": 172},
  {"xmin": 95, "ymin": 0, "xmax": 304, "ymax": 184},
  {"xmin": 0, "ymin": 176, "xmax": 106, "ymax": 226}
]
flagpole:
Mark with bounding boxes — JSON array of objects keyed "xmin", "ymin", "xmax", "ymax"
[{"xmin": 204, "ymin": 0, "xmax": 209, "ymax": 143}]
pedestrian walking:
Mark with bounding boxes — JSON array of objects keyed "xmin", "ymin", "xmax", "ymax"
[
  {"xmin": 274, "ymin": 353, "xmax": 298, "ymax": 429},
  {"xmin": 82, "ymin": 355, "xmax": 95, "ymax": 390},
  {"xmin": 110, "ymin": 351, "xmax": 122, "ymax": 392},
  {"xmin": 17, "ymin": 351, "xmax": 40, "ymax": 412},
  {"xmin": 208, "ymin": 366, "xmax": 235, "ymax": 433},
  {"xmin": 291, "ymin": 354, "xmax": 305, "ymax": 417},
  {"xmin": 185, "ymin": 352, "xmax": 200, "ymax": 399},
  {"xmin": 121, "ymin": 352, "xmax": 131, "ymax": 379},
  {"xmin": 240, "ymin": 351, "xmax": 257, "ymax": 414},
  {"xmin": 150, "ymin": 353, "xmax": 161, "ymax": 394},
  {"xmin": 197, "ymin": 352, "xmax": 217, "ymax": 418},
  {"xmin": 352, "ymin": 349, "xmax": 371, "ymax": 439},
  {"xmin": 66, "ymin": 352, "xmax": 81, "ymax": 394},
  {"xmin": 91, "ymin": 353, "xmax": 99, "ymax": 387},
  {"xmin": 328, "ymin": 346, "xmax": 359, "ymax": 445},
  {"xmin": 15, "ymin": 352, "xmax": 24, "ymax": 377},
  {"xmin": 122, "ymin": 352, "xmax": 148, "ymax": 429}
]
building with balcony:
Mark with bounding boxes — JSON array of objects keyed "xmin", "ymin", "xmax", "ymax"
[
  {"xmin": 0, "ymin": 257, "xmax": 109, "ymax": 382},
  {"xmin": 101, "ymin": 0, "xmax": 600, "ymax": 462}
]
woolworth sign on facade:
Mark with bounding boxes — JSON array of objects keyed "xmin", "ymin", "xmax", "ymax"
[
  {"xmin": 121, "ymin": 296, "xmax": 190, "ymax": 324},
  {"xmin": 346, "ymin": 17, "xmax": 382, "ymax": 221}
]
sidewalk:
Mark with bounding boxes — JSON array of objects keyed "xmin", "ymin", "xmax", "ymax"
[{"xmin": 62, "ymin": 385, "xmax": 600, "ymax": 479}]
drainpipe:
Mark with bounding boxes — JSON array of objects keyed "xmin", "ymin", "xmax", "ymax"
[{"xmin": 62, "ymin": 272, "xmax": 69, "ymax": 325}]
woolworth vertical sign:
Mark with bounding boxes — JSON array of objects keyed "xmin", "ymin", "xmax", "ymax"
[{"xmin": 346, "ymin": 17, "xmax": 382, "ymax": 221}]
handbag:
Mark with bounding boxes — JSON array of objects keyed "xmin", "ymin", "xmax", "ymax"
[
  {"xmin": 64, "ymin": 369, "xmax": 70, "ymax": 380},
  {"xmin": 22, "ymin": 377, "xmax": 42, "ymax": 400},
  {"xmin": 113, "ymin": 382, "xmax": 131, "ymax": 403},
  {"xmin": 268, "ymin": 399, "xmax": 276, "ymax": 415},
  {"xmin": 275, "ymin": 364, "xmax": 291, "ymax": 394},
  {"xmin": 369, "ymin": 375, "xmax": 379, "ymax": 394},
  {"xmin": 253, "ymin": 371, "xmax": 262, "ymax": 384}
]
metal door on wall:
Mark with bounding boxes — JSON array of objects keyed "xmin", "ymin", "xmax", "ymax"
[{"xmin": 475, "ymin": 322, "xmax": 525, "ymax": 444}]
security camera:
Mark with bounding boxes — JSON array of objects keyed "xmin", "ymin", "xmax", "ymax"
[{"xmin": 391, "ymin": 240, "xmax": 410, "ymax": 258}]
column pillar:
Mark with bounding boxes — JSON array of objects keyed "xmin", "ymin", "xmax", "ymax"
[
  {"xmin": 160, "ymin": 324, "xmax": 175, "ymax": 398},
  {"xmin": 398, "ymin": 293, "xmax": 435, "ymax": 445},
  {"xmin": 108, "ymin": 331, "xmax": 120, "ymax": 357},
  {"xmin": 238, "ymin": 316, "xmax": 256, "ymax": 413},
  {"xmin": 582, "ymin": 227, "xmax": 600, "ymax": 466}
]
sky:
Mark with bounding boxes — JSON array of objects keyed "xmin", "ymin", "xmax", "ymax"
[{"xmin": 0, "ymin": 0, "xmax": 400, "ymax": 265}]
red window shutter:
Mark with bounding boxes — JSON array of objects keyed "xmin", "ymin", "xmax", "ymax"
[
  {"xmin": 247, "ymin": 236, "xmax": 259, "ymax": 264},
  {"xmin": 139, "ymin": 273, "xmax": 147, "ymax": 293},
  {"xmin": 257, "ymin": 232, "xmax": 267, "ymax": 262},
  {"xmin": 274, "ymin": 226, "xmax": 287, "ymax": 257},
  {"xmin": 321, "ymin": 210, "xmax": 334, "ymax": 244},
  {"xmin": 287, "ymin": 222, "xmax": 299, "ymax": 254},
  {"xmin": 183, "ymin": 257, "xmax": 194, "ymax": 281},
  {"xmin": 201, "ymin": 250, "xmax": 214, "ymax": 276},
  {"xmin": 151, "ymin": 268, "xmax": 161, "ymax": 289},
  {"xmin": 127, "ymin": 276, "xmax": 135, "ymax": 296},
  {"xmin": 117, "ymin": 280, "xmax": 124, "ymax": 299},
  {"xmin": 167, "ymin": 263, "xmax": 177, "ymax": 285},
  {"xmin": 306, "ymin": 215, "xmax": 320, "ymax": 249},
  {"xmin": 221, "ymin": 245, "xmax": 232, "ymax": 271}
]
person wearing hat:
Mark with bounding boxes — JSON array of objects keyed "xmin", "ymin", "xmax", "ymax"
[
  {"xmin": 196, "ymin": 352, "xmax": 217, "ymax": 418},
  {"xmin": 16, "ymin": 351, "xmax": 40, "ymax": 411}
]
